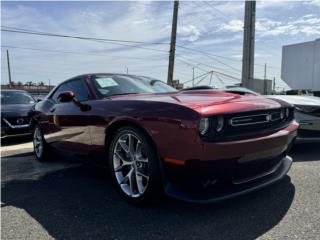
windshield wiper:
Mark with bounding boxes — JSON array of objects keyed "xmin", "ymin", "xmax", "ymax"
[{"xmin": 108, "ymin": 92, "xmax": 140, "ymax": 97}]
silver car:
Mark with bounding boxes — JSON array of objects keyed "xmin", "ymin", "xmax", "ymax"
[{"xmin": 267, "ymin": 95, "xmax": 320, "ymax": 141}]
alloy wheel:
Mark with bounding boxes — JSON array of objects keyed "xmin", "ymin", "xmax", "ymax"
[
  {"xmin": 113, "ymin": 133, "xmax": 149, "ymax": 198},
  {"xmin": 33, "ymin": 127, "xmax": 43, "ymax": 159}
]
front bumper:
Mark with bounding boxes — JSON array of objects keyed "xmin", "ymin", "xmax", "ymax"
[
  {"xmin": 1, "ymin": 126, "xmax": 32, "ymax": 139},
  {"xmin": 160, "ymin": 121, "xmax": 298, "ymax": 203},
  {"xmin": 165, "ymin": 155, "xmax": 292, "ymax": 203}
]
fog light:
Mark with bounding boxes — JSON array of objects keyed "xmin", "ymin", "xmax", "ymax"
[{"xmin": 199, "ymin": 118, "xmax": 210, "ymax": 135}]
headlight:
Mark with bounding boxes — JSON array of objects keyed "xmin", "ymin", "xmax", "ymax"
[
  {"xmin": 280, "ymin": 109, "xmax": 285, "ymax": 119},
  {"xmin": 285, "ymin": 108, "xmax": 290, "ymax": 118},
  {"xmin": 216, "ymin": 116, "xmax": 224, "ymax": 132},
  {"xmin": 199, "ymin": 118, "xmax": 210, "ymax": 135},
  {"xmin": 295, "ymin": 105, "xmax": 316, "ymax": 113}
]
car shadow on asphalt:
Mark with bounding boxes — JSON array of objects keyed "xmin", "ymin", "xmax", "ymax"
[
  {"xmin": 290, "ymin": 142, "xmax": 320, "ymax": 162},
  {"xmin": 2, "ymin": 162, "xmax": 295, "ymax": 240},
  {"xmin": 1, "ymin": 136, "xmax": 32, "ymax": 147}
]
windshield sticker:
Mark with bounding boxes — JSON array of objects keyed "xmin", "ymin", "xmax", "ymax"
[{"xmin": 96, "ymin": 77, "xmax": 118, "ymax": 88}]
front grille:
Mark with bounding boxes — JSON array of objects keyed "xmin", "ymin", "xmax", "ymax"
[
  {"xmin": 203, "ymin": 107, "xmax": 294, "ymax": 141},
  {"xmin": 2, "ymin": 117, "xmax": 29, "ymax": 125}
]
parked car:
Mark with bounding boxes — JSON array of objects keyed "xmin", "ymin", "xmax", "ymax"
[
  {"xmin": 1, "ymin": 89, "xmax": 35, "ymax": 138},
  {"xmin": 267, "ymin": 95, "xmax": 320, "ymax": 141},
  {"xmin": 31, "ymin": 73, "xmax": 298, "ymax": 204}
]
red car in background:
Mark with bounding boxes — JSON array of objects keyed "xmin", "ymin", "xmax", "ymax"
[{"xmin": 31, "ymin": 73, "xmax": 298, "ymax": 204}]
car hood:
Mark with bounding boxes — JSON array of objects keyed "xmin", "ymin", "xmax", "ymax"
[
  {"xmin": 1, "ymin": 104, "xmax": 34, "ymax": 117},
  {"xmin": 267, "ymin": 95, "xmax": 320, "ymax": 106},
  {"xmin": 109, "ymin": 90, "xmax": 285, "ymax": 115}
]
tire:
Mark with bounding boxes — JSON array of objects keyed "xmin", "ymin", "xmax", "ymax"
[
  {"xmin": 108, "ymin": 126, "xmax": 162, "ymax": 205},
  {"xmin": 33, "ymin": 124, "xmax": 50, "ymax": 162}
]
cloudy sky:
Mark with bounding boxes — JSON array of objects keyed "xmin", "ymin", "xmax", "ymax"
[{"xmin": 1, "ymin": 1, "xmax": 320, "ymax": 89}]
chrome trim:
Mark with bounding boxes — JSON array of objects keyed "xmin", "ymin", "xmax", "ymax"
[
  {"xmin": 232, "ymin": 157, "xmax": 285, "ymax": 185},
  {"xmin": 230, "ymin": 113, "xmax": 270, "ymax": 126},
  {"xmin": 2, "ymin": 118, "xmax": 30, "ymax": 129}
]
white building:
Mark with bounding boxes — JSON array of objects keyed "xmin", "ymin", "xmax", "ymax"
[{"xmin": 281, "ymin": 38, "xmax": 320, "ymax": 92}]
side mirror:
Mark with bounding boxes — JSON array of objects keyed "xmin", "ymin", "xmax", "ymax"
[
  {"xmin": 36, "ymin": 98, "xmax": 42, "ymax": 102},
  {"xmin": 58, "ymin": 91, "xmax": 75, "ymax": 103}
]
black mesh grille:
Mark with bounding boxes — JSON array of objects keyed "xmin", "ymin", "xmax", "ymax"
[
  {"xmin": 2, "ymin": 117, "xmax": 29, "ymax": 125},
  {"xmin": 234, "ymin": 153, "xmax": 285, "ymax": 182}
]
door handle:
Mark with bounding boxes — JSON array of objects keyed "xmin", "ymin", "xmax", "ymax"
[{"xmin": 50, "ymin": 107, "xmax": 56, "ymax": 113}]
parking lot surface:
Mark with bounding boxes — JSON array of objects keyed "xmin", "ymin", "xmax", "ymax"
[{"xmin": 1, "ymin": 138, "xmax": 320, "ymax": 240}]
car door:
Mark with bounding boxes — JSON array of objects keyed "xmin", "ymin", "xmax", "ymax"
[{"xmin": 45, "ymin": 77, "xmax": 93, "ymax": 158}]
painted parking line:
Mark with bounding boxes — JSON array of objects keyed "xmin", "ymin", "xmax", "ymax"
[
  {"xmin": 1, "ymin": 142, "xmax": 82, "ymax": 183},
  {"xmin": 1, "ymin": 142, "xmax": 34, "ymax": 157}
]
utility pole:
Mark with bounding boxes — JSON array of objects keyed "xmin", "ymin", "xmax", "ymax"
[
  {"xmin": 263, "ymin": 63, "xmax": 267, "ymax": 94},
  {"xmin": 167, "ymin": 0, "xmax": 179, "ymax": 86},
  {"xmin": 192, "ymin": 67, "xmax": 195, "ymax": 87},
  {"xmin": 241, "ymin": 1, "xmax": 256, "ymax": 89},
  {"xmin": 273, "ymin": 76, "xmax": 276, "ymax": 93},
  {"xmin": 6, "ymin": 49, "xmax": 12, "ymax": 85},
  {"xmin": 125, "ymin": 66, "xmax": 128, "ymax": 74}
]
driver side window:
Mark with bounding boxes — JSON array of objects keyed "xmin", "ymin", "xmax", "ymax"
[
  {"xmin": 51, "ymin": 78, "xmax": 91, "ymax": 103},
  {"xmin": 51, "ymin": 84, "xmax": 69, "ymax": 103}
]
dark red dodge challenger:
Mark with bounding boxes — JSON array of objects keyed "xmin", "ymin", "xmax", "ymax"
[{"xmin": 31, "ymin": 73, "xmax": 298, "ymax": 204}]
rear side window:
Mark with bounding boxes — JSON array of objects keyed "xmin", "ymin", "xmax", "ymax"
[{"xmin": 51, "ymin": 78, "xmax": 91, "ymax": 103}]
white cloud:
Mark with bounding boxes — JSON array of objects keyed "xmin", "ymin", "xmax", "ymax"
[
  {"xmin": 303, "ymin": 0, "xmax": 320, "ymax": 7},
  {"xmin": 177, "ymin": 25, "xmax": 202, "ymax": 42},
  {"xmin": 219, "ymin": 20, "xmax": 243, "ymax": 32}
]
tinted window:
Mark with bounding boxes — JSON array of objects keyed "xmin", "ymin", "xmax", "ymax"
[
  {"xmin": 51, "ymin": 84, "xmax": 69, "ymax": 103},
  {"xmin": 51, "ymin": 78, "xmax": 90, "ymax": 103},
  {"xmin": 67, "ymin": 79, "xmax": 90, "ymax": 101},
  {"xmin": 1, "ymin": 91, "xmax": 35, "ymax": 105}
]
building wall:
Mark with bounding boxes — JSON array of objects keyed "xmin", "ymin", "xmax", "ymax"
[
  {"xmin": 281, "ymin": 38, "xmax": 320, "ymax": 91},
  {"xmin": 250, "ymin": 78, "xmax": 273, "ymax": 95}
]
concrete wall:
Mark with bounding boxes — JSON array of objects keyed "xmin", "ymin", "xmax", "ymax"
[
  {"xmin": 281, "ymin": 38, "xmax": 320, "ymax": 91},
  {"xmin": 250, "ymin": 78, "xmax": 273, "ymax": 95}
]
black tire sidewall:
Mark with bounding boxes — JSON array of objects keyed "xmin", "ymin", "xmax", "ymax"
[{"xmin": 108, "ymin": 126, "xmax": 162, "ymax": 205}]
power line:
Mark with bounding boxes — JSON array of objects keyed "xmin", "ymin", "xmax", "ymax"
[
  {"xmin": 1, "ymin": 27, "xmax": 169, "ymax": 53},
  {"xmin": 176, "ymin": 57, "xmax": 241, "ymax": 81},
  {"xmin": 176, "ymin": 54, "xmax": 241, "ymax": 76},
  {"xmin": 1, "ymin": 45, "xmax": 166, "ymax": 61},
  {"xmin": 2, "ymin": 26, "xmax": 281, "ymax": 71},
  {"xmin": 2, "ymin": 26, "xmax": 170, "ymax": 46}
]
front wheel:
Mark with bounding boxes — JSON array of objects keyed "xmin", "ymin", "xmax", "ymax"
[
  {"xmin": 108, "ymin": 126, "xmax": 162, "ymax": 205},
  {"xmin": 33, "ymin": 124, "xmax": 50, "ymax": 162}
]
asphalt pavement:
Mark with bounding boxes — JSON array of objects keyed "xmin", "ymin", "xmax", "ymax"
[{"xmin": 1, "ymin": 138, "xmax": 320, "ymax": 240}]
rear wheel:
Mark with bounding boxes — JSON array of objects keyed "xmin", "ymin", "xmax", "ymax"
[
  {"xmin": 108, "ymin": 126, "xmax": 162, "ymax": 205},
  {"xmin": 33, "ymin": 124, "xmax": 50, "ymax": 162}
]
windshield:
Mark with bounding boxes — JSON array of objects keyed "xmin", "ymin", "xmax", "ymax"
[
  {"xmin": 92, "ymin": 75, "xmax": 177, "ymax": 97},
  {"xmin": 1, "ymin": 91, "xmax": 35, "ymax": 105}
]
